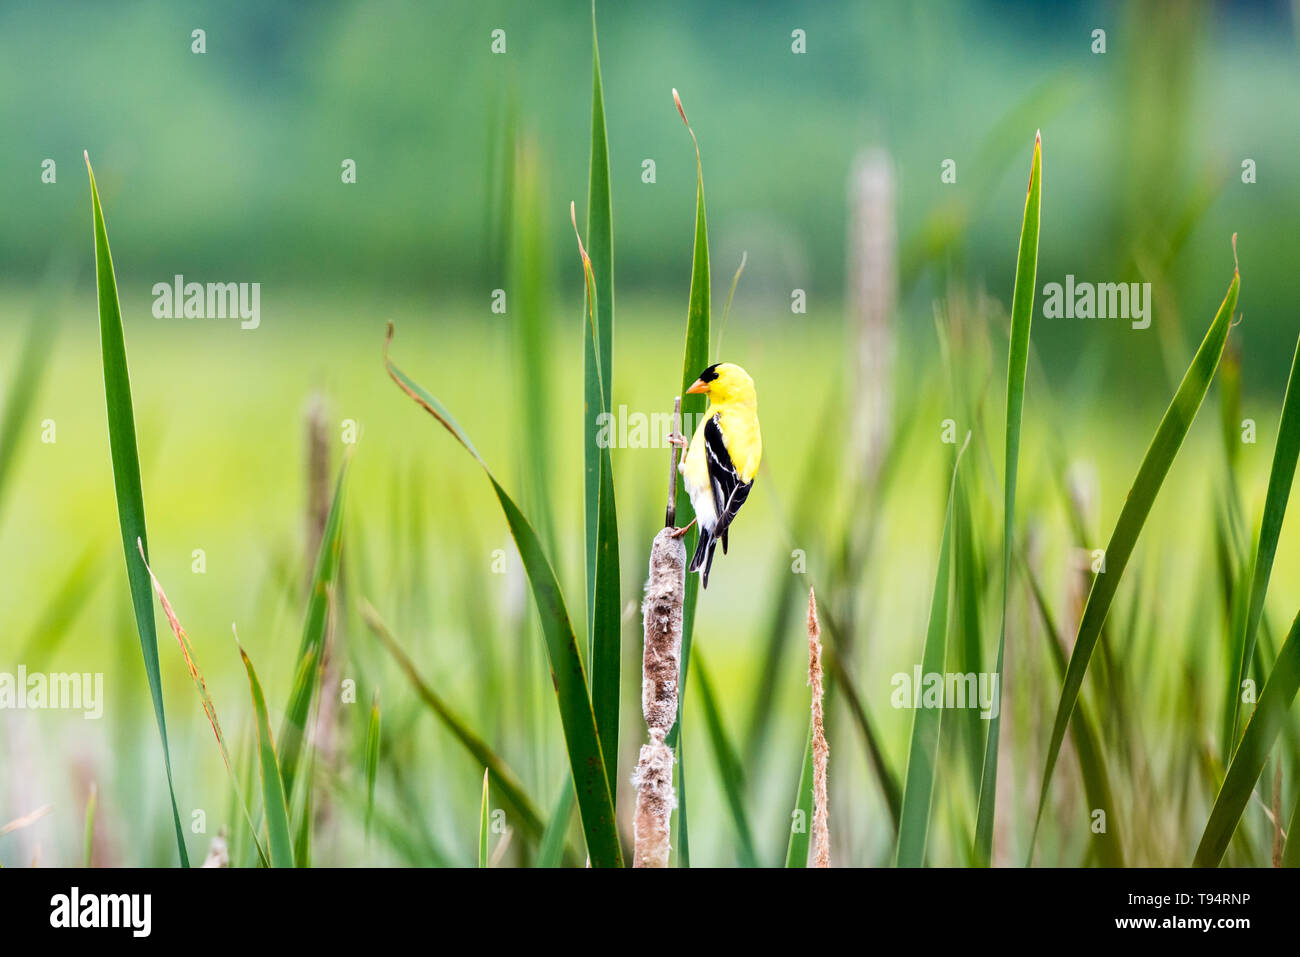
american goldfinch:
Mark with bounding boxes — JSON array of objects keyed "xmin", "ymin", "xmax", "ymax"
[{"xmin": 669, "ymin": 362, "xmax": 763, "ymax": 588}]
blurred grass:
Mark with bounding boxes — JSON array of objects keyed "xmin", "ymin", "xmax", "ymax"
[{"xmin": 5, "ymin": 279, "xmax": 1300, "ymax": 866}]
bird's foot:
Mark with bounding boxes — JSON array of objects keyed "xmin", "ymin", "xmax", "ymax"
[
  {"xmin": 667, "ymin": 431, "xmax": 688, "ymax": 450},
  {"xmin": 669, "ymin": 518, "xmax": 697, "ymax": 539}
]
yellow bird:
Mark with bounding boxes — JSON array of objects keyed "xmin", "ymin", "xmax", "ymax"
[{"xmin": 670, "ymin": 362, "xmax": 763, "ymax": 588}]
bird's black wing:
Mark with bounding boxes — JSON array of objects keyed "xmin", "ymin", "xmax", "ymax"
[{"xmin": 704, "ymin": 414, "xmax": 753, "ymax": 552}]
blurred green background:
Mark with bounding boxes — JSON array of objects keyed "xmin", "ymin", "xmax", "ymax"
[{"xmin": 3, "ymin": 0, "xmax": 1300, "ymax": 868}]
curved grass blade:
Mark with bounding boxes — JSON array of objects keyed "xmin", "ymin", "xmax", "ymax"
[
  {"xmin": 974, "ymin": 131, "xmax": 1040, "ymax": 867},
  {"xmin": 785, "ymin": 723, "xmax": 815, "ymax": 867},
  {"xmin": 237, "ymin": 635, "xmax": 295, "ymax": 868},
  {"xmin": 667, "ymin": 87, "xmax": 711, "ymax": 868},
  {"xmin": 1229, "ymin": 332, "xmax": 1300, "ymax": 748},
  {"xmin": 86, "ymin": 153, "xmax": 189, "ymax": 867},
  {"xmin": 365, "ymin": 691, "xmax": 381, "ymax": 837},
  {"xmin": 896, "ymin": 434, "xmax": 968, "ymax": 867},
  {"xmin": 138, "ymin": 540, "xmax": 269, "ymax": 866},
  {"xmin": 693, "ymin": 651, "xmax": 758, "ymax": 867},
  {"xmin": 479, "ymin": 768, "xmax": 491, "ymax": 868},
  {"xmin": 361, "ymin": 600, "xmax": 549, "ymax": 843},
  {"xmin": 279, "ymin": 454, "xmax": 351, "ymax": 798},
  {"xmin": 375, "ymin": 340, "xmax": 623, "ymax": 866},
  {"xmin": 1024, "ymin": 562, "xmax": 1124, "ymax": 866},
  {"xmin": 1032, "ymin": 249, "xmax": 1241, "ymax": 862},
  {"xmin": 1195, "ymin": 608, "xmax": 1300, "ymax": 866}
]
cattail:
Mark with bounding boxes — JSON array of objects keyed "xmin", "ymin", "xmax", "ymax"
[
  {"xmin": 807, "ymin": 587, "xmax": 830, "ymax": 867},
  {"xmin": 633, "ymin": 527, "xmax": 685, "ymax": 868},
  {"xmin": 305, "ymin": 395, "xmax": 340, "ymax": 836},
  {"xmin": 633, "ymin": 400, "xmax": 687, "ymax": 868},
  {"xmin": 847, "ymin": 149, "xmax": 897, "ymax": 485}
]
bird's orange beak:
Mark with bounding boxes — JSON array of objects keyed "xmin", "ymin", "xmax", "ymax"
[{"xmin": 686, "ymin": 378, "xmax": 709, "ymax": 395}]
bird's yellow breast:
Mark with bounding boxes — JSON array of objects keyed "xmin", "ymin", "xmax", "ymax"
[
  {"xmin": 715, "ymin": 404, "xmax": 762, "ymax": 482},
  {"xmin": 682, "ymin": 402, "xmax": 762, "ymax": 485}
]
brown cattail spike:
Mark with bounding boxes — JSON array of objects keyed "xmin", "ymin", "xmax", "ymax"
[
  {"xmin": 633, "ymin": 527, "xmax": 686, "ymax": 867},
  {"xmin": 808, "ymin": 586, "xmax": 831, "ymax": 867}
]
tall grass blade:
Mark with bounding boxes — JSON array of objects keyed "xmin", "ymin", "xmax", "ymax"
[
  {"xmin": 572, "ymin": 197, "xmax": 621, "ymax": 808},
  {"xmin": 1229, "ymin": 333, "xmax": 1300, "ymax": 747},
  {"xmin": 86, "ymin": 153, "xmax": 189, "ymax": 867},
  {"xmin": 583, "ymin": 1, "xmax": 616, "ymax": 626},
  {"xmin": 974, "ymin": 132, "xmax": 1040, "ymax": 867},
  {"xmin": 1195, "ymin": 608, "xmax": 1300, "ymax": 865},
  {"xmin": 667, "ymin": 87, "xmax": 711, "ymax": 868},
  {"xmin": 1033, "ymin": 249, "xmax": 1241, "ymax": 860},
  {"xmin": 279, "ymin": 456, "xmax": 350, "ymax": 797},
  {"xmin": 693, "ymin": 651, "xmax": 758, "ymax": 867},
  {"xmin": 382, "ymin": 331, "xmax": 622, "ymax": 866},
  {"xmin": 237, "ymin": 636, "xmax": 295, "ymax": 868},
  {"xmin": 896, "ymin": 434, "xmax": 967, "ymax": 867}
]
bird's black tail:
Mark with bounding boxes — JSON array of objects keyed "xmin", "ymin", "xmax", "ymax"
[{"xmin": 689, "ymin": 527, "xmax": 719, "ymax": 589}]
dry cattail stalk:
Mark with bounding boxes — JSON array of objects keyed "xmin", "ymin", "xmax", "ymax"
[
  {"xmin": 633, "ymin": 399, "xmax": 687, "ymax": 868},
  {"xmin": 807, "ymin": 587, "xmax": 830, "ymax": 867},
  {"xmin": 847, "ymin": 149, "xmax": 896, "ymax": 485},
  {"xmin": 304, "ymin": 396, "xmax": 340, "ymax": 839}
]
